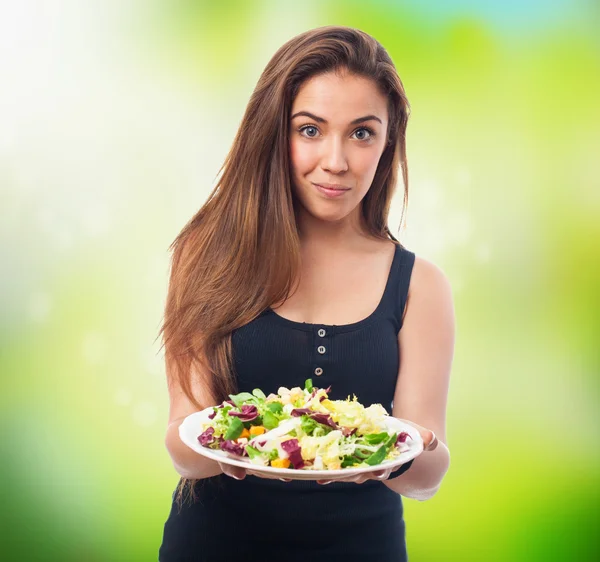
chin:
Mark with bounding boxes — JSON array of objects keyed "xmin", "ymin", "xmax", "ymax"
[
  {"xmin": 309, "ymin": 207, "xmax": 352, "ymax": 223},
  {"xmin": 294, "ymin": 192, "xmax": 356, "ymax": 223}
]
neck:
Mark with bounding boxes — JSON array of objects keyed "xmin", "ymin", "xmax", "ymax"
[{"xmin": 294, "ymin": 205, "xmax": 369, "ymax": 252}]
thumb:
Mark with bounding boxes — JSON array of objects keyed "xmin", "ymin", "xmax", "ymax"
[
  {"xmin": 423, "ymin": 429, "xmax": 438, "ymax": 451},
  {"xmin": 395, "ymin": 418, "xmax": 437, "ymax": 450}
]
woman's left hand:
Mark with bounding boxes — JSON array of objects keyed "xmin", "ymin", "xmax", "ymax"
[{"xmin": 316, "ymin": 419, "xmax": 437, "ymax": 485}]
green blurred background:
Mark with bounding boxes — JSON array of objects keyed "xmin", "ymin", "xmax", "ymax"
[{"xmin": 1, "ymin": 1, "xmax": 598, "ymax": 560}]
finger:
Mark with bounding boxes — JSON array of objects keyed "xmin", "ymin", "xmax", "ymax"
[
  {"xmin": 219, "ymin": 463, "xmax": 246, "ymax": 480},
  {"xmin": 396, "ymin": 419, "xmax": 438, "ymax": 450},
  {"xmin": 342, "ymin": 475, "xmax": 364, "ymax": 484},
  {"xmin": 424, "ymin": 430, "xmax": 438, "ymax": 451},
  {"xmin": 244, "ymin": 468, "xmax": 291, "ymax": 481},
  {"xmin": 424, "ymin": 430, "xmax": 433, "ymax": 448},
  {"xmin": 373, "ymin": 469, "xmax": 389, "ymax": 481},
  {"xmin": 246, "ymin": 470, "xmax": 272, "ymax": 479}
]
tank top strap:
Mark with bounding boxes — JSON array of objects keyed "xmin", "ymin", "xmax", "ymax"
[{"xmin": 389, "ymin": 244, "xmax": 416, "ymax": 330}]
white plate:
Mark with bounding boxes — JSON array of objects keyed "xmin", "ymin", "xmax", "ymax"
[{"xmin": 179, "ymin": 407, "xmax": 424, "ymax": 480}]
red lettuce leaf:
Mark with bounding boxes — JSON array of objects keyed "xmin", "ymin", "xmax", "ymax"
[
  {"xmin": 396, "ymin": 432, "xmax": 411, "ymax": 445},
  {"xmin": 290, "ymin": 408, "xmax": 311, "ymax": 416},
  {"xmin": 228, "ymin": 404, "xmax": 259, "ymax": 422},
  {"xmin": 291, "ymin": 409, "xmax": 339, "ymax": 430},
  {"xmin": 198, "ymin": 427, "xmax": 215, "ymax": 446},
  {"xmin": 280, "ymin": 439, "xmax": 305, "ymax": 469},
  {"xmin": 220, "ymin": 440, "xmax": 248, "ymax": 456},
  {"xmin": 308, "ymin": 385, "xmax": 331, "ymax": 402}
]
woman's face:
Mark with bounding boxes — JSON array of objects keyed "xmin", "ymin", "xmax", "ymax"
[{"xmin": 289, "ymin": 70, "xmax": 389, "ymax": 226}]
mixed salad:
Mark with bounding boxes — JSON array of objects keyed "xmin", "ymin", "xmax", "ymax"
[{"xmin": 197, "ymin": 379, "xmax": 413, "ymax": 471}]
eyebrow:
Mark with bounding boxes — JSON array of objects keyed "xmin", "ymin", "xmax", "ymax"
[{"xmin": 290, "ymin": 111, "xmax": 382, "ymax": 125}]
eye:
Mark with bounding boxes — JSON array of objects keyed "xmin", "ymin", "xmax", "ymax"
[
  {"xmin": 298, "ymin": 125, "xmax": 319, "ymax": 138},
  {"xmin": 352, "ymin": 127, "xmax": 375, "ymax": 141},
  {"xmin": 297, "ymin": 124, "xmax": 376, "ymax": 141}
]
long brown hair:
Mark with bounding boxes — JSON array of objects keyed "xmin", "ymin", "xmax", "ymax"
[{"xmin": 160, "ymin": 25, "xmax": 410, "ymax": 500}]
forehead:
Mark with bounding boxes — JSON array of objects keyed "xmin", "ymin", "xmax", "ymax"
[{"xmin": 291, "ymin": 72, "xmax": 388, "ymax": 123}]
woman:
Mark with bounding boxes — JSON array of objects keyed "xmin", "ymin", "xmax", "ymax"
[{"xmin": 159, "ymin": 25, "xmax": 454, "ymax": 562}]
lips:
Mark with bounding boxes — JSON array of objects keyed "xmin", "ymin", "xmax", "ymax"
[
  {"xmin": 314, "ymin": 183, "xmax": 350, "ymax": 191},
  {"xmin": 313, "ymin": 183, "xmax": 351, "ymax": 198}
]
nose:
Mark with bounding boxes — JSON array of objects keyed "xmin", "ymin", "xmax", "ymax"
[{"xmin": 321, "ymin": 136, "xmax": 348, "ymax": 174}]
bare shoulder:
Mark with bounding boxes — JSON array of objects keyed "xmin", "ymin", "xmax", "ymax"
[
  {"xmin": 400, "ymin": 253, "xmax": 455, "ymax": 327},
  {"xmin": 409, "ymin": 254, "xmax": 453, "ymax": 301}
]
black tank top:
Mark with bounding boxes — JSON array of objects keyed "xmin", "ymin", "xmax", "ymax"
[{"xmin": 159, "ymin": 243, "xmax": 416, "ymax": 562}]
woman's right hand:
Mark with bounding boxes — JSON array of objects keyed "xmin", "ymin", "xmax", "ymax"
[{"xmin": 218, "ymin": 462, "xmax": 292, "ymax": 482}]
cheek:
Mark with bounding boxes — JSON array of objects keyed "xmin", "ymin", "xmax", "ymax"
[
  {"xmin": 290, "ymin": 139, "xmax": 316, "ymax": 173},
  {"xmin": 357, "ymin": 148, "xmax": 384, "ymax": 176}
]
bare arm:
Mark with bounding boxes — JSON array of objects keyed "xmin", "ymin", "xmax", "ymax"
[
  {"xmin": 385, "ymin": 256, "xmax": 455, "ymax": 500},
  {"xmin": 165, "ymin": 419, "xmax": 224, "ymax": 480},
  {"xmin": 164, "ymin": 359, "xmax": 224, "ymax": 480}
]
